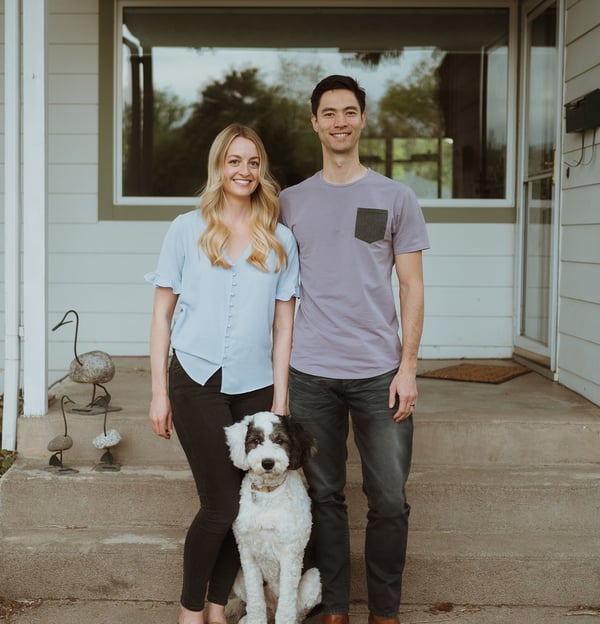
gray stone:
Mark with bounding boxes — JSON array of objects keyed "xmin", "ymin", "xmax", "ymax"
[
  {"xmin": 46, "ymin": 435, "xmax": 73, "ymax": 452},
  {"xmin": 69, "ymin": 351, "xmax": 115, "ymax": 384}
]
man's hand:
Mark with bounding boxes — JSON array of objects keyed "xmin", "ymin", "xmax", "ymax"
[{"xmin": 389, "ymin": 369, "xmax": 418, "ymax": 422}]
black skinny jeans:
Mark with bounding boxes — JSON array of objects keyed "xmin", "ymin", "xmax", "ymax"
[{"xmin": 169, "ymin": 354, "xmax": 274, "ymax": 612}]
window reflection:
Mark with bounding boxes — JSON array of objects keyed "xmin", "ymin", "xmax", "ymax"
[
  {"xmin": 120, "ymin": 6, "xmax": 509, "ymax": 201},
  {"xmin": 527, "ymin": 7, "xmax": 557, "ymax": 176}
]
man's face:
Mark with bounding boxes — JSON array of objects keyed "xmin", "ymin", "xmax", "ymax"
[{"xmin": 311, "ymin": 89, "xmax": 366, "ymax": 155}]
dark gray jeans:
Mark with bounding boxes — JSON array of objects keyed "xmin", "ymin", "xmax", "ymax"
[{"xmin": 289, "ymin": 366, "xmax": 413, "ymax": 619}]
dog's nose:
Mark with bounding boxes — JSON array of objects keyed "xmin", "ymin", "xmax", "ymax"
[{"xmin": 261, "ymin": 459, "xmax": 275, "ymax": 471}]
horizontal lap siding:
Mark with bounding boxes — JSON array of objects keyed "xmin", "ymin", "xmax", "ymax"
[
  {"xmin": 45, "ymin": 4, "xmax": 164, "ymax": 384},
  {"xmin": 559, "ymin": 0, "xmax": 600, "ymax": 405},
  {"xmin": 47, "ymin": 223, "xmax": 167, "ymax": 382},
  {"xmin": 560, "ymin": 263, "xmax": 600, "ymax": 305},
  {"xmin": 559, "ymin": 299, "xmax": 600, "ymax": 350},
  {"xmin": 414, "ymin": 223, "xmax": 514, "ymax": 360}
]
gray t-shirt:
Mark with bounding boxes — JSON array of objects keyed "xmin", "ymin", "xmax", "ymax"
[{"xmin": 280, "ymin": 169, "xmax": 430, "ymax": 378}]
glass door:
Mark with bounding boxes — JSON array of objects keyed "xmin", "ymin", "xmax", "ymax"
[{"xmin": 516, "ymin": 0, "xmax": 561, "ymax": 367}]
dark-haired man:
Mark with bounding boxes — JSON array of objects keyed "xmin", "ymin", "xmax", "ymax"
[{"xmin": 280, "ymin": 75, "xmax": 430, "ymax": 624}]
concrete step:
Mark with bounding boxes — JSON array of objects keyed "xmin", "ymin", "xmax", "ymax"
[
  {"xmin": 0, "ymin": 461, "xmax": 196, "ymax": 532},
  {"xmin": 17, "ymin": 399, "xmax": 600, "ymax": 466},
  {"xmin": 17, "ymin": 357, "xmax": 600, "ymax": 466},
  {"xmin": 5, "ymin": 358, "xmax": 599, "ymax": 614},
  {"xmin": 17, "ymin": 358, "xmax": 181, "ymax": 465},
  {"xmin": 4, "ymin": 598, "xmax": 598, "ymax": 624},
  {"xmin": 3, "ymin": 460, "xmax": 600, "ymax": 534},
  {"xmin": 404, "ymin": 463, "xmax": 600, "ymax": 533},
  {"xmin": 1, "ymin": 525, "xmax": 598, "ymax": 607},
  {"xmin": 412, "ymin": 417, "xmax": 600, "ymax": 465},
  {"xmin": 15, "ymin": 411, "xmax": 187, "ymax": 466},
  {"xmin": 399, "ymin": 530, "xmax": 600, "ymax": 607}
]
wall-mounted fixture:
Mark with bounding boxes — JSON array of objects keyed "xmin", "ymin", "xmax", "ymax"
[{"xmin": 565, "ymin": 89, "xmax": 600, "ymax": 133}]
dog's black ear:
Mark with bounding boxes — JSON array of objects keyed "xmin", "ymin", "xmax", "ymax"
[{"xmin": 283, "ymin": 416, "xmax": 317, "ymax": 470}]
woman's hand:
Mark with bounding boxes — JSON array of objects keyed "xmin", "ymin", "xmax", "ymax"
[
  {"xmin": 148, "ymin": 287, "xmax": 178, "ymax": 440},
  {"xmin": 149, "ymin": 392, "xmax": 173, "ymax": 439}
]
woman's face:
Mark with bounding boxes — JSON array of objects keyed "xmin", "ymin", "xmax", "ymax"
[{"xmin": 222, "ymin": 137, "xmax": 260, "ymax": 201}]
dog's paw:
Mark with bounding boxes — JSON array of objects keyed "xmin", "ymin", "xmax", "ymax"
[
  {"xmin": 298, "ymin": 567, "xmax": 322, "ymax": 615},
  {"xmin": 224, "ymin": 596, "xmax": 246, "ymax": 623}
]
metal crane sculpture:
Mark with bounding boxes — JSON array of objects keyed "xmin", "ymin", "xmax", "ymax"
[
  {"xmin": 92, "ymin": 400, "xmax": 122, "ymax": 472},
  {"xmin": 52, "ymin": 309, "xmax": 116, "ymax": 413},
  {"xmin": 46, "ymin": 395, "xmax": 78, "ymax": 474}
]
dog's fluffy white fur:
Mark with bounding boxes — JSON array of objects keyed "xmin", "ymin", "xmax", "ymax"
[{"xmin": 224, "ymin": 411, "xmax": 321, "ymax": 624}]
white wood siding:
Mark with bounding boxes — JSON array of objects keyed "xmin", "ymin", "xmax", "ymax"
[
  {"xmin": 419, "ymin": 224, "xmax": 514, "ymax": 359},
  {"xmin": 560, "ymin": 0, "xmax": 600, "ymax": 405},
  {"xmin": 44, "ymin": 1, "xmax": 163, "ymax": 384}
]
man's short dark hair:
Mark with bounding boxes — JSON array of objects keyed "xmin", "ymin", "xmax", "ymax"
[{"xmin": 310, "ymin": 75, "xmax": 366, "ymax": 116}]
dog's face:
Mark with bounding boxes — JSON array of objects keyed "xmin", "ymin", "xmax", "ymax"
[{"xmin": 224, "ymin": 412, "xmax": 316, "ymax": 474}]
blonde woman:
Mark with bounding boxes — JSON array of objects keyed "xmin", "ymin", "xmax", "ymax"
[{"xmin": 146, "ymin": 124, "xmax": 299, "ymax": 624}]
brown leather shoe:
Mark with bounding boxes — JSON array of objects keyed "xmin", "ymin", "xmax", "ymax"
[
  {"xmin": 368, "ymin": 614, "xmax": 400, "ymax": 624},
  {"xmin": 322, "ymin": 615, "xmax": 349, "ymax": 624}
]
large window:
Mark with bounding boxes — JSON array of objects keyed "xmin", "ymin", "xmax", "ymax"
[{"xmin": 102, "ymin": 3, "xmax": 514, "ymax": 218}]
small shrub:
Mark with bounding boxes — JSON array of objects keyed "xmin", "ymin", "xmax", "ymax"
[{"xmin": 0, "ymin": 449, "xmax": 17, "ymax": 478}]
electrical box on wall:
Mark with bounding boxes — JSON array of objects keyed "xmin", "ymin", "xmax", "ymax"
[{"xmin": 565, "ymin": 89, "xmax": 600, "ymax": 133}]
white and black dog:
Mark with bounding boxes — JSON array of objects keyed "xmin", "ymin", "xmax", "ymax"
[{"xmin": 224, "ymin": 411, "xmax": 321, "ymax": 624}]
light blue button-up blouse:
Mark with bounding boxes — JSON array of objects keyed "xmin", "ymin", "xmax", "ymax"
[{"xmin": 145, "ymin": 209, "xmax": 299, "ymax": 394}]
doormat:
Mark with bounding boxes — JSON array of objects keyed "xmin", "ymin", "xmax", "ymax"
[{"xmin": 418, "ymin": 363, "xmax": 531, "ymax": 384}]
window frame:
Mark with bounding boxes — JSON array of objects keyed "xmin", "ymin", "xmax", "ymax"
[{"xmin": 99, "ymin": 0, "xmax": 518, "ymax": 222}]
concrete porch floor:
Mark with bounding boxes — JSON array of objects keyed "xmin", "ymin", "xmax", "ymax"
[
  {"xmin": 23, "ymin": 355, "xmax": 599, "ymax": 467},
  {"xmin": 4, "ymin": 356, "xmax": 600, "ymax": 624},
  {"xmin": 45, "ymin": 355, "xmax": 600, "ymax": 426}
]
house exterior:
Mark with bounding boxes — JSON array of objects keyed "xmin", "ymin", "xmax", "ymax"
[{"xmin": 1, "ymin": 0, "xmax": 599, "ymax": 451}]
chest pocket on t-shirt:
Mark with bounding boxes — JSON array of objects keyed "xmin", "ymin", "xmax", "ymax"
[{"xmin": 354, "ymin": 207, "xmax": 388, "ymax": 244}]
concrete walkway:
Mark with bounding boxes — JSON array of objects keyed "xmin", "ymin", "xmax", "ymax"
[{"xmin": 3, "ymin": 598, "xmax": 600, "ymax": 623}]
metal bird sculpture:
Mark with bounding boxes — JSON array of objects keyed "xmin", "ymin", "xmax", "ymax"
[
  {"xmin": 52, "ymin": 309, "xmax": 115, "ymax": 410},
  {"xmin": 92, "ymin": 401, "xmax": 122, "ymax": 472},
  {"xmin": 46, "ymin": 395, "xmax": 78, "ymax": 474}
]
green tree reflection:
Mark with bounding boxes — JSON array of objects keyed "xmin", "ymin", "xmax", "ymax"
[
  {"xmin": 124, "ymin": 67, "xmax": 323, "ymax": 197},
  {"xmin": 368, "ymin": 53, "xmax": 452, "ymax": 198},
  {"xmin": 123, "ymin": 58, "xmax": 455, "ymax": 199}
]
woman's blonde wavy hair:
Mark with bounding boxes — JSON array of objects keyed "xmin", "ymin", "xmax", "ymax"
[{"xmin": 198, "ymin": 124, "xmax": 287, "ymax": 272}]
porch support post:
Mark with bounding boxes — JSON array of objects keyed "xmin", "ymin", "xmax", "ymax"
[
  {"xmin": 22, "ymin": 0, "xmax": 48, "ymax": 416},
  {"xmin": 2, "ymin": 0, "xmax": 22, "ymax": 448}
]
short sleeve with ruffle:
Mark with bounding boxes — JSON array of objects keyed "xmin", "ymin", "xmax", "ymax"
[
  {"xmin": 275, "ymin": 224, "xmax": 300, "ymax": 302},
  {"xmin": 144, "ymin": 213, "xmax": 187, "ymax": 294}
]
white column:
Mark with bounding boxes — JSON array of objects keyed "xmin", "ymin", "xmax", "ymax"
[
  {"xmin": 22, "ymin": 0, "xmax": 48, "ymax": 416},
  {"xmin": 2, "ymin": 0, "xmax": 22, "ymax": 448}
]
